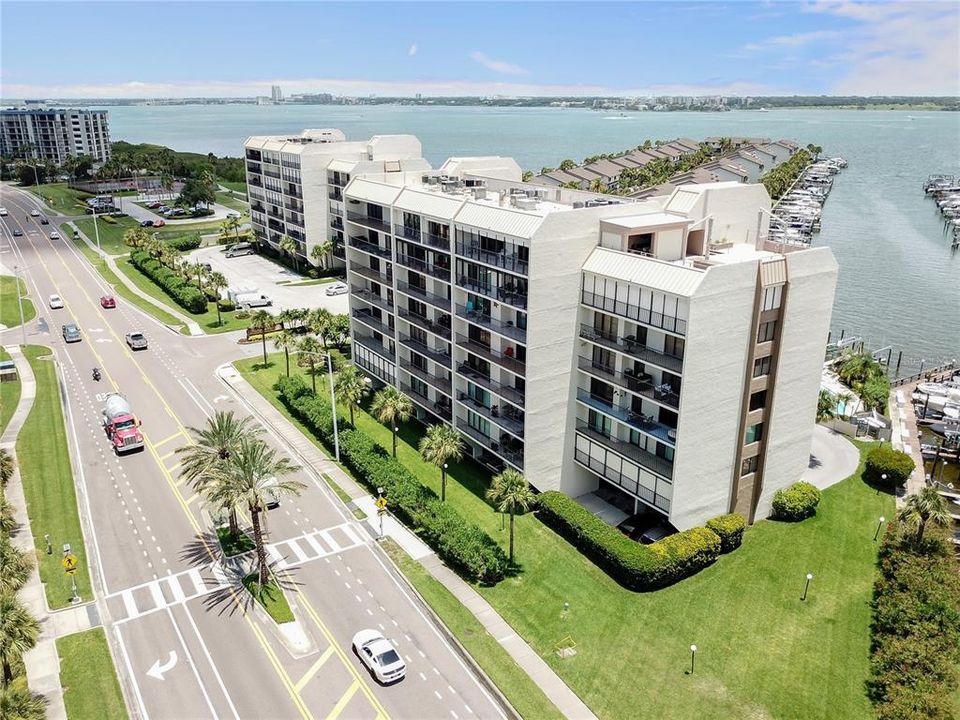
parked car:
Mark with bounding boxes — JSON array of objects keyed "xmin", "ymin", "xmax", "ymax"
[
  {"xmin": 225, "ymin": 242, "xmax": 254, "ymax": 258},
  {"xmin": 325, "ymin": 281, "xmax": 349, "ymax": 296},
  {"xmin": 140, "ymin": 220, "xmax": 154, "ymax": 227},
  {"xmin": 100, "ymin": 295, "xmax": 116, "ymax": 309},
  {"xmin": 148, "ymin": 202, "xmax": 163, "ymax": 209},
  {"xmin": 49, "ymin": 294, "xmax": 64, "ymax": 309},
  {"xmin": 30, "ymin": 209, "xmax": 40, "ymax": 217},
  {"xmin": 62, "ymin": 323, "xmax": 82, "ymax": 343},
  {"xmin": 49, "ymin": 231, "xmax": 61, "ymax": 240},
  {"xmin": 262, "ymin": 476, "xmax": 280, "ymax": 509},
  {"xmin": 235, "ymin": 292, "xmax": 272, "ymax": 308},
  {"xmin": 12, "ymin": 228, "xmax": 22, "ymax": 237},
  {"xmin": 639, "ymin": 523, "xmax": 674, "ymax": 545},
  {"xmin": 39, "ymin": 216, "xmax": 49, "ymax": 225},
  {"xmin": 125, "ymin": 331, "xmax": 148, "ymax": 350},
  {"xmin": 352, "ymin": 629, "xmax": 406, "ymax": 684},
  {"xmin": 226, "ymin": 211, "xmax": 241, "ymax": 219},
  {"xmin": 153, "ymin": 219, "xmax": 165, "ymax": 228}
]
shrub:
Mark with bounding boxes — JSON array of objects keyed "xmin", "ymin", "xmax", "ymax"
[
  {"xmin": 165, "ymin": 234, "xmax": 202, "ymax": 251},
  {"xmin": 129, "ymin": 250, "xmax": 207, "ymax": 313},
  {"xmin": 705, "ymin": 513, "xmax": 746, "ymax": 553},
  {"xmin": 771, "ymin": 481, "xmax": 821, "ymax": 521},
  {"xmin": 536, "ymin": 491, "xmax": 721, "ymax": 591},
  {"xmin": 101, "ymin": 215, "xmax": 117, "ymax": 224},
  {"xmin": 865, "ymin": 445, "xmax": 914, "ymax": 488},
  {"xmin": 275, "ymin": 377, "xmax": 507, "ymax": 583}
]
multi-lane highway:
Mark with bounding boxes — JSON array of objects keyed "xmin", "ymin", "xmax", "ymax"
[{"xmin": 0, "ymin": 185, "xmax": 509, "ymax": 720}]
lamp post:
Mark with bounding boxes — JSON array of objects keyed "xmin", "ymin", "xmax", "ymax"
[
  {"xmin": 13, "ymin": 265, "xmax": 26, "ymax": 346},
  {"xmin": 801, "ymin": 573, "xmax": 813, "ymax": 601},
  {"xmin": 689, "ymin": 645, "xmax": 697, "ymax": 674},
  {"xmin": 91, "ymin": 202, "xmax": 103, "ymax": 258},
  {"xmin": 873, "ymin": 516, "xmax": 886, "ymax": 542},
  {"xmin": 326, "ymin": 353, "xmax": 340, "ymax": 462}
]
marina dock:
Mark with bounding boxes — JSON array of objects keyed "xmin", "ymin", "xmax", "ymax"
[
  {"xmin": 923, "ymin": 174, "xmax": 960, "ymax": 249},
  {"xmin": 769, "ymin": 156, "xmax": 847, "ymax": 245}
]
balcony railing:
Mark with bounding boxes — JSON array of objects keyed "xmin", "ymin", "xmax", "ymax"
[
  {"xmin": 332, "ymin": 244, "xmax": 346, "ymax": 259},
  {"xmin": 398, "ymin": 381, "xmax": 452, "ymax": 422},
  {"xmin": 329, "ymin": 189, "xmax": 343, "ymax": 201},
  {"xmin": 396, "ymin": 225, "xmax": 451, "ymax": 251},
  {"xmin": 354, "ymin": 334, "xmax": 395, "ymax": 360},
  {"xmin": 575, "ymin": 420, "xmax": 674, "ymax": 480},
  {"xmin": 578, "ymin": 324, "xmax": 683, "ymax": 374},
  {"xmin": 248, "ymin": 176, "xmax": 263, "ymax": 188},
  {"xmin": 457, "ymin": 276, "xmax": 527, "ymax": 310},
  {"xmin": 349, "ymin": 265, "xmax": 392, "ymax": 285},
  {"xmin": 346, "ymin": 211, "xmax": 391, "ymax": 234},
  {"xmin": 396, "ymin": 254, "xmax": 451, "ymax": 282},
  {"xmin": 456, "ymin": 393, "xmax": 524, "ymax": 438},
  {"xmin": 351, "ymin": 285, "xmax": 393, "ymax": 313},
  {"xmin": 455, "ymin": 419, "xmax": 524, "ymax": 470},
  {"xmin": 331, "ymin": 218, "xmax": 344, "ymax": 231},
  {"xmin": 398, "ymin": 308, "xmax": 451, "ymax": 339},
  {"xmin": 399, "ymin": 358, "xmax": 452, "ymax": 396},
  {"xmin": 347, "ymin": 235, "xmax": 391, "ymax": 259},
  {"xmin": 455, "ymin": 335, "xmax": 525, "ymax": 375},
  {"xmin": 352, "ymin": 309, "xmax": 393, "ymax": 337},
  {"xmin": 356, "ymin": 354, "xmax": 395, "ymax": 386},
  {"xmin": 456, "ymin": 241, "xmax": 528, "ymax": 275},
  {"xmin": 574, "ymin": 447, "xmax": 671, "ymax": 511},
  {"xmin": 456, "ymin": 363, "xmax": 525, "ymax": 407},
  {"xmin": 581, "ymin": 290, "xmax": 687, "ymax": 336},
  {"xmin": 456, "ymin": 304, "xmax": 526, "ymax": 344},
  {"xmin": 398, "ymin": 334, "xmax": 452, "ymax": 366},
  {"xmin": 577, "ymin": 356, "xmax": 680, "ymax": 409},
  {"xmin": 394, "ymin": 281, "xmax": 451, "ymax": 312},
  {"xmin": 575, "ymin": 390, "xmax": 677, "ymax": 446}
]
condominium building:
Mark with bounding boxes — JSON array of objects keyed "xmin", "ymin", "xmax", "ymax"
[
  {"xmin": 343, "ymin": 156, "xmax": 837, "ymax": 530},
  {"xmin": 243, "ymin": 129, "xmax": 429, "ymax": 266},
  {"xmin": 0, "ymin": 107, "xmax": 111, "ymax": 163}
]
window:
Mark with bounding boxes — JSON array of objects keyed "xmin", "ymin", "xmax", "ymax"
[
  {"xmin": 745, "ymin": 422, "xmax": 764, "ymax": 445},
  {"xmin": 757, "ymin": 320, "xmax": 777, "ymax": 344},
  {"xmin": 749, "ymin": 390, "xmax": 767, "ymax": 412},
  {"xmin": 753, "ymin": 356, "xmax": 771, "ymax": 378},
  {"xmin": 741, "ymin": 456, "xmax": 759, "ymax": 476},
  {"xmin": 663, "ymin": 334, "xmax": 684, "ymax": 359},
  {"xmin": 761, "ymin": 285, "xmax": 783, "ymax": 311}
]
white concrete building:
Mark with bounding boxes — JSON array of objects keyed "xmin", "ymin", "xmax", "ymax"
[
  {"xmin": 342, "ymin": 156, "xmax": 838, "ymax": 530},
  {"xmin": 0, "ymin": 107, "xmax": 110, "ymax": 163},
  {"xmin": 243, "ymin": 129, "xmax": 428, "ymax": 266}
]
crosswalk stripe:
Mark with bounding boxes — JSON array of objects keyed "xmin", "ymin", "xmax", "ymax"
[
  {"xmin": 340, "ymin": 524, "xmax": 364, "ymax": 547},
  {"xmin": 188, "ymin": 568, "xmax": 206, "ymax": 595},
  {"xmin": 287, "ymin": 539, "xmax": 309, "ymax": 563},
  {"xmin": 149, "ymin": 582, "xmax": 165, "ymax": 609},
  {"xmin": 266, "ymin": 544, "xmax": 286, "ymax": 568},
  {"xmin": 167, "ymin": 575, "xmax": 186, "ymax": 604},
  {"xmin": 304, "ymin": 533, "xmax": 326, "ymax": 557},
  {"xmin": 319, "ymin": 530, "xmax": 341, "ymax": 552},
  {"xmin": 122, "ymin": 591, "xmax": 139, "ymax": 619}
]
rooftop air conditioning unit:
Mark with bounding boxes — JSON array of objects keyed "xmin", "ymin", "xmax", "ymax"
[
  {"xmin": 472, "ymin": 188, "xmax": 488, "ymax": 201},
  {"xmin": 421, "ymin": 175, "xmax": 432, "ymax": 184},
  {"xmin": 535, "ymin": 189, "xmax": 549, "ymax": 200},
  {"xmin": 525, "ymin": 188, "xmax": 538, "ymax": 198},
  {"xmin": 426, "ymin": 176, "xmax": 439, "ymax": 185},
  {"xmin": 514, "ymin": 197, "xmax": 538, "ymax": 210},
  {"xmin": 572, "ymin": 201, "xmax": 585, "ymax": 209}
]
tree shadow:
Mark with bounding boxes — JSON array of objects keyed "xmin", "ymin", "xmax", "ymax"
[{"xmin": 808, "ymin": 454, "xmax": 823, "ymax": 470}]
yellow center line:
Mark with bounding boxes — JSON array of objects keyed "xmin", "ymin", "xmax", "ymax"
[
  {"xmin": 294, "ymin": 645, "xmax": 335, "ymax": 693},
  {"xmin": 324, "ymin": 680, "xmax": 360, "ymax": 720}
]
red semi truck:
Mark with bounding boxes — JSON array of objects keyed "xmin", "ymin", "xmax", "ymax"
[{"xmin": 101, "ymin": 393, "xmax": 144, "ymax": 454}]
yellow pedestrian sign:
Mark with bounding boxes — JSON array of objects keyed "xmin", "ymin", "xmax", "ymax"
[
  {"xmin": 375, "ymin": 496, "xmax": 388, "ymax": 510},
  {"xmin": 62, "ymin": 554, "xmax": 79, "ymax": 575}
]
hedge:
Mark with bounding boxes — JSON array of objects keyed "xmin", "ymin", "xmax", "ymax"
[
  {"xmin": 771, "ymin": 481, "xmax": 821, "ymax": 521},
  {"xmin": 129, "ymin": 250, "xmax": 207, "ymax": 313},
  {"xmin": 536, "ymin": 491, "xmax": 721, "ymax": 591},
  {"xmin": 865, "ymin": 445, "xmax": 915, "ymax": 488},
  {"xmin": 165, "ymin": 234, "xmax": 202, "ymax": 251},
  {"xmin": 705, "ymin": 513, "xmax": 746, "ymax": 553},
  {"xmin": 275, "ymin": 376, "xmax": 507, "ymax": 584}
]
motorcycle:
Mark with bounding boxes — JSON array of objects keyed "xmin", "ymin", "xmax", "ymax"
[{"xmin": 92, "ymin": 367, "xmax": 101, "ymax": 382}]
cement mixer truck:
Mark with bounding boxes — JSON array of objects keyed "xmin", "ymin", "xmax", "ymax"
[{"xmin": 101, "ymin": 393, "xmax": 144, "ymax": 454}]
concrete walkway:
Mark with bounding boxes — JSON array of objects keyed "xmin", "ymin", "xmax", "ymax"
[
  {"xmin": 802, "ymin": 424, "xmax": 862, "ymax": 491},
  {"xmin": 218, "ymin": 365, "xmax": 598, "ymax": 720},
  {"xmin": 890, "ymin": 381, "xmax": 931, "ymax": 501},
  {"xmin": 2, "ymin": 346, "xmax": 99, "ymax": 720}
]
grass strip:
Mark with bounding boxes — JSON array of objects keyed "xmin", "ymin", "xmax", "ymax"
[
  {"xmin": 17, "ymin": 346, "xmax": 92, "ymax": 608},
  {"xmin": 319, "ymin": 472, "xmax": 367, "ymax": 519},
  {"xmin": 0, "ymin": 347, "xmax": 20, "ymax": 434},
  {"xmin": 242, "ymin": 574, "xmax": 294, "ymax": 624},
  {"xmin": 57, "ymin": 628, "xmax": 129, "ymax": 720},
  {"xmin": 25, "ymin": 182, "xmax": 92, "ymax": 211},
  {"xmin": 216, "ymin": 526, "xmax": 256, "ymax": 556},
  {"xmin": 0, "ymin": 275, "xmax": 36, "ymax": 327}
]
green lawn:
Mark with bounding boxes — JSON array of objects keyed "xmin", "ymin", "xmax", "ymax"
[
  {"xmin": 57, "ymin": 628, "xmax": 128, "ymax": 720},
  {"xmin": 0, "ymin": 275, "xmax": 36, "ymax": 328},
  {"xmin": 242, "ymin": 574, "xmax": 295, "ymax": 624},
  {"xmin": 220, "ymin": 180, "xmax": 247, "ymax": 195},
  {"xmin": 216, "ymin": 526, "xmax": 255, "ymax": 556},
  {"xmin": 17, "ymin": 346, "xmax": 93, "ymax": 609},
  {"xmin": 74, "ymin": 216, "xmax": 139, "ymax": 255},
  {"xmin": 236, "ymin": 352, "xmax": 892, "ymax": 720},
  {"xmin": 0, "ymin": 347, "xmax": 20, "ymax": 435},
  {"xmin": 215, "ymin": 190, "xmax": 249, "ymax": 213},
  {"xmin": 24, "ymin": 183, "xmax": 93, "ymax": 212}
]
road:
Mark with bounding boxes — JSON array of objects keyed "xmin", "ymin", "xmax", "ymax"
[{"xmin": 0, "ymin": 186, "xmax": 508, "ymax": 720}]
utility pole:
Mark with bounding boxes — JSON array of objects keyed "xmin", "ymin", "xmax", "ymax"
[{"xmin": 327, "ymin": 353, "xmax": 340, "ymax": 462}]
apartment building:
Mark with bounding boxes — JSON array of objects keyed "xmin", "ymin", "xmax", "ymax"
[
  {"xmin": 243, "ymin": 129, "xmax": 429, "ymax": 266},
  {"xmin": 0, "ymin": 107, "xmax": 110, "ymax": 163},
  {"xmin": 342, "ymin": 153, "xmax": 837, "ymax": 530}
]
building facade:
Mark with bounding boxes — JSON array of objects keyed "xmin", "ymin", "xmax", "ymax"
[{"xmin": 0, "ymin": 107, "xmax": 111, "ymax": 163}]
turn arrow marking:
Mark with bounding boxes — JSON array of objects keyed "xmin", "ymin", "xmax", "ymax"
[
  {"xmin": 212, "ymin": 395, "xmax": 229, "ymax": 404},
  {"xmin": 146, "ymin": 650, "xmax": 178, "ymax": 681}
]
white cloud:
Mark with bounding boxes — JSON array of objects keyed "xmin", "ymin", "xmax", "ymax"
[
  {"xmin": 407, "ymin": 44, "xmax": 417, "ymax": 57},
  {"xmin": 743, "ymin": 30, "xmax": 840, "ymax": 52},
  {"xmin": 469, "ymin": 52, "xmax": 529, "ymax": 76}
]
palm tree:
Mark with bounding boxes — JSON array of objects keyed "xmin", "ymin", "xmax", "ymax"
[
  {"xmin": 419, "ymin": 424, "xmax": 464, "ymax": 501},
  {"xmin": 248, "ymin": 309, "xmax": 275, "ymax": 366},
  {"xmin": 308, "ymin": 308, "xmax": 333, "ymax": 348},
  {"xmin": 897, "ymin": 487, "xmax": 951, "ymax": 545},
  {"xmin": 0, "ymin": 449, "xmax": 14, "ymax": 487},
  {"xmin": 328, "ymin": 314, "xmax": 350, "ymax": 349},
  {"xmin": 486, "ymin": 469, "xmax": 536, "ymax": 564},
  {"xmin": 175, "ymin": 411, "xmax": 262, "ymax": 540},
  {"xmin": 221, "ymin": 215, "xmax": 241, "ymax": 241},
  {"xmin": 310, "ymin": 239, "xmax": 334, "ymax": 270},
  {"xmin": 274, "ymin": 330, "xmax": 299, "ymax": 378},
  {"xmin": 297, "ymin": 335, "xmax": 323, "ymax": 393},
  {"xmin": 207, "ymin": 271, "xmax": 228, "ymax": 326},
  {"xmin": 212, "ymin": 437, "xmax": 304, "ymax": 585},
  {"xmin": 0, "ymin": 537, "xmax": 31, "ymax": 595},
  {"xmin": 371, "ymin": 386, "xmax": 413, "ymax": 457},
  {"xmin": 0, "ymin": 592, "xmax": 39, "ymax": 687},
  {"xmin": 836, "ymin": 391, "xmax": 855, "ymax": 418},
  {"xmin": 0, "ymin": 684, "xmax": 46, "ymax": 720},
  {"xmin": 816, "ymin": 389, "xmax": 836, "ymax": 423},
  {"xmin": 279, "ymin": 236, "xmax": 299, "ymax": 273},
  {"xmin": 335, "ymin": 366, "xmax": 368, "ymax": 425}
]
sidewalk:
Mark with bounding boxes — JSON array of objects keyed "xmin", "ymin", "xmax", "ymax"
[
  {"xmin": 218, "ymin": 365, "xmax": 598, "ymax": 720},
  {"xmin": 2, "ymin": 346, "xmax": 99, "ymax": 720},
  {"xmin": 890, "ymin": 382, "xmax": 928, "ymax": 501}
]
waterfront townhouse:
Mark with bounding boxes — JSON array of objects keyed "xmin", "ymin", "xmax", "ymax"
[
  {"xmin": 244, "ymin": 129, "xmax": 429, "ymax": 266},
  {"xmin": 343, "ymin": 158, "xmax": 837, "ymax": 531}
]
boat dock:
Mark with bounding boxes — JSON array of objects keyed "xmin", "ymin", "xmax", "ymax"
[
  {"xmin": 769, "ymin": 156, "xmax": 847, "ymax": 245},
  {"xmin": 923, "ymin": 174, "xmax": 960, "ymax": 249}
]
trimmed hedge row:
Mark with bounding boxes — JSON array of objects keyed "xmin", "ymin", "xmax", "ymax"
[
  {"xmin": 865, "ymin": 445, "xmax": 915, "ymax": 488},
  {"xmin": 165, "ymin": 234, "xmax": 202, "ymax": 251},
  {"xmin": 536, "ymin": 491, "xmax": 726, "ymax": 591},
  {"xmin": 772, "ymin": 481, "xmax": 821, "ymax": 521},
  {"xmin": 705, "ymin": 513, "xmax": 746, "ymax": 553},
  {"xmin": 129, "ymin": 250, "xmax": 207, "ymax": 313},
  {"xmin": 275, "ymin": 376, "xmax": 508, "ymax": 584}
]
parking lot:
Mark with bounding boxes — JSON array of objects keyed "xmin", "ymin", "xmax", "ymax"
[{"xmin": 186, "ymin": 246, "xmax": 349, "ymax": 314}]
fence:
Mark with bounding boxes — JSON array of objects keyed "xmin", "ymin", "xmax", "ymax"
[{"xmin": 891, "ymin": 362, "xmax": 956, "ymax": 388}]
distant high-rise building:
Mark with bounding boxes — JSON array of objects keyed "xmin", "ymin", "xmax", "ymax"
[
  {"xmin": 0, "ymin": 106, "xmax": 111, "ymax": 163},
  {"xmin": 271, "ymin": 85, "xmax": 283, "ymax": 103}
]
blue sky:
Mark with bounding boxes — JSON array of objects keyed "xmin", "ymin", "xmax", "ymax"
[{"xmin": 2, "ymin": 2, "xmax": 958, "ymax": 97}]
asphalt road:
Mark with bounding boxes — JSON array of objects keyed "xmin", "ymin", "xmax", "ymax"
[{"xmin": 0, "ymin": 185, "xmax": 508, "ymax": 720}]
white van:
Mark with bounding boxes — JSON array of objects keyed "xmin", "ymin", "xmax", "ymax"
[{"xmin": 235, "ymin": 292, "xmax": 272, "ymax": 308}]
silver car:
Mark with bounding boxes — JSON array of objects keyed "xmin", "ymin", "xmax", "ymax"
[{"xmin": 125, "ymin": 332, "xmax": 148, "ymax": 350}]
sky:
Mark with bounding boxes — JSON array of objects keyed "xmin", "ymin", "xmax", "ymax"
[{"xmin": 1, "ymin": 1, "xmax": 958, "ymax": 98}]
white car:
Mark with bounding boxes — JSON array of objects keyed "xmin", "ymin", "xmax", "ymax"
[
  {"xmin": 226, "ymin": 211, "xmax": 241, "ymax": 219},
  {"xmin": 49, "ymin": 294, "xmax": 64, "ymax": 309},
  {"xmin": 0, "ymin": 207, "xmax": 8, "ymax": 216},
  {"xmin": 352, "ymin": 630, "xmax": 406, "ymax": 684},
  {"xmin": 49, "ymin": 231, "xmax": 61, "ymax": 240},
  {"xmin": 325, "ymin": 281, "xmax": 349, "ymax": 296},
  {"xmin": 30, "ymin": 209, "xmax": 40, "ymax": 217}
]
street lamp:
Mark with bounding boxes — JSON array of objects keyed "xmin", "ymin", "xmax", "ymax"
[
  {"xmin": 801, "ymin": 573, "xmax": 813, "ymax": 601},
  {"xmin": 91, "ymin": 202, "xmax": 103, "ymax": 258},
  {"xmin": 689, "ymin": 645, "xmax": 697, "ymax": 674},
  {"xmin": 325, "ymin": 353, "xmax": 340, "ymax": 462},
  {"xmin": 873, "ymin": 516, "xmax": 886, "ymax": 542},
  {"xmin": 12, "ymin": 265, "xmax": 27, "ymax": 346}
]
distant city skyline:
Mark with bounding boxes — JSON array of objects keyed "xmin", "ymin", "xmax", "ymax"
[{"xmin": 2, "ymin": 1, "xmax": 958, "ymax": 98}]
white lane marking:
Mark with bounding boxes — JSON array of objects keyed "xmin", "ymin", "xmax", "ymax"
[
  {"xmin": 162, "ymin": 606, "xmax": 219, "ymax": 718},
  {"xmin": 114, "ymin": 626, "xmax": 150, "ymax": 720},
  {"xmin": 451, "ymin": 712, "xmax": 459, "ymax": 720},
  {"xmin": 266, "ymin": 544, "xmax": 286, "ymax": 568},
  {"xmin": 418, "ymin": 672, "xmax": 427, "ymax": 681},
  {"xmin": 319, "ymin": 529, "xmax": 341, "ymax": 552},
  {"xmin": 188, "ymin": 568, "xmax": 206, "ymax": 594},
  {"xmin": 166, "ymin": 576, "xmax": 186, "ymax": 604},
  {"xmin": 149, "ymin": 582, "xmax": 165, "ymax": 609},
  {"xmin": 434, "ymin": 690, "xmax": 442, "ymax": 700},
  {"xmin": 340, "ymin": 523, "xmax": 364, "ymax": 546},
  {"xmin": 286, "ymin": 539, "xmax": 309, "ymax": 563},
  {"xmin": 304, "ymin": 534, "xmax": 326, "ymax": 556},
  {"xmin": 122, "ymin": 591, "xmax": 139, "ymax": 619},
  {"xmin": 180, "ymin": 604, "xmax": 241, "ymax": 719}
]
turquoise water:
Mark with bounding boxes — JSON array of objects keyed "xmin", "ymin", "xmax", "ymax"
[{"xmin": 99, "ymin": 105, "xmax": 960, "ymax": 370}]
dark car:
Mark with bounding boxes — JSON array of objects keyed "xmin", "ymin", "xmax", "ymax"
[
  {"xmin": 12, "ymin": 228, "xmax": 23, "ymax": 237},
  {"xmin": 140, "ymin": 220, "xmax": 154, "ymax": 227},
  {"xmin": 39, "ymin": 216, "xmax": 49, "ymax": 225},
  {"xmin": 62, "ymin": 323, "xmax": 82, "ymax": 343}
]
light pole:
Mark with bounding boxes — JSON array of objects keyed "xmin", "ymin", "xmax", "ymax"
[
  {"xmin": 873, "ymin": 516, "xmax": 885, "ymax": 542},
  {"xmin": 91, "ymin": 203, "xmax": 103, "ymax": 258},
  {"xmin": 326, "ymin": 353, "xmax": 340, "ymax": 462},
  {"xmin": 801, "ymin": 573, "xmax": 813, "ymax": 601},
  {"xmin": 689, "ymin": 645, "xmax": 697, "ymax": 674},
  {"xmin": 13, "ymin": 265, "xmax": 26, "ymax": 346}
]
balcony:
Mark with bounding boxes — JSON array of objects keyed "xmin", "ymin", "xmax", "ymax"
[
  {"xmin": 347, "ymin": 235, "xmax": 391, "ymax": 259},
  {"xmin": 455, "ymin": 419, "xmax": 523, "ymax": 471},
  {"xmin": 354, "ymin": 334, "xmax": 395, "ymax": 361},
  {"xmin": 578, "ymin": 324, "xmax": 683, "ymax": 374},
  {"xmin": 399, "ymin": 358, "xmax": 452, "ymax": 396},
  {"xmin": 356, "ymin": 354, "xmax": 395, "ymax": 386},
  {"xmin": 398, "ymin": 308, "xmax": 451, "ymax": 340},
  {"xmin": 577, "ymin": 356, "xmax": 680, "ymax": 409},
  {"xmin": 394, "ymin": 281, "xmax": 451, "ymax": 312},
  {"xmin": 331, "ymin": 218, "xmax": 344, "ymax": 231},
  {"xmin": 458, "ymin": 276, "xmax": 527, "ymax": 310},
  {"xmin": 456, "ymin": 363, "xmax": 525, "ymax": 407},
  {"xmin": 456, "ymin": 304, "xmax": 526, "ymax": 344},
  {"xmin": 248, "ymin": 175, "xmax": 263, "ymax": 188},
  {"xmin": 574, "ymin": 447, "xmax": 671, "ymax": 512},
  {"xmin": 351, "ymin": 285, "xmax": 393, "ymax": 313},
  {"xmin": 575, "ymin": 389, "xmax": 677, "ymax": 446},
  {"xmin": 456, "ymin": 393, "xmax": 524, "ymax": 438},
  {"xmin": 346, "ymin": 211, "xmax": 392, "ymax": 234},
  {"xmin": 332, "ymin": 244, "xmax": 346, "ymax": 259},
  {"xmin": 396, "ymin": 254, "xmax": 451, "ymax": 282},
  {"xmin": 575, "ymin": 420, "xmax": 674, "ymax": 480},
  {"xmin": 328, "ymin": 189, "xmax": 343, "ymax": 201},
  {"xmin": 396, "ymin": 225, "xmax": 451, "ymax": 251},
  {"xmin": 267, "ymin": 208, "xmax": 284, "ymax": 220},
  {"xmin": 284, "ymin": 199, "xmax": 304, "ymax": 212},
  {"xmin": 349, "ymin": 264, "xmax": 392, "ymax": 285},
  {"xmin": 455, "ymin": 335, "xmax": 525, "ymax": 376},
  {"xmin": 399, "ymin": 382, "xmax": 453, "ymax": 422},
  {"xmin": 251, "ymin": 202, "xmax": 266, "ymax": 214},
  {"xmin": 398, "ymin": 334, "xmax": 452, "ymax": 366},
  {"xmin": 456, "ymin": 241, "xmax": 528, "ymax": 275},
  {"xmin": 581, "ymin": 290, "xmax": 687, "ymax": 337},
  {"xmin": 352, "ymin": 309, "xmax": 393, "ymax": 337},
  {"xmin": 264, "ymin": 168, "xmax": 281, "ymax": 179}
]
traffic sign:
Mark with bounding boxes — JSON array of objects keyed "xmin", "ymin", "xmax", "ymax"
[
  {"xmin": 62, "ymin": 554, "xmax": 78, "ymax": 575},
  {"xmin": 375, "ymin": 496, "xmax": 387, "ymax": 510}
]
